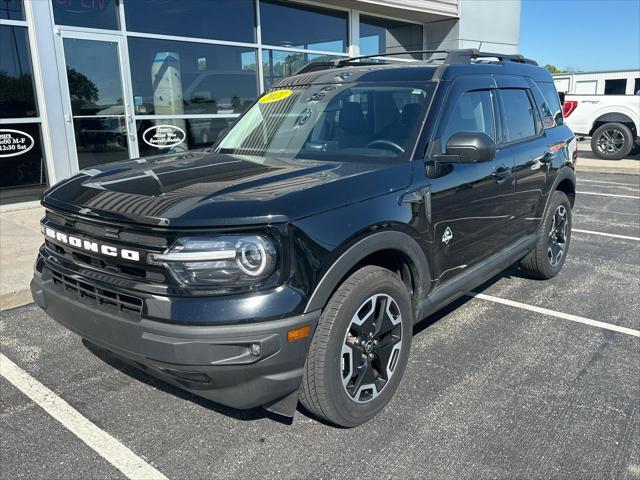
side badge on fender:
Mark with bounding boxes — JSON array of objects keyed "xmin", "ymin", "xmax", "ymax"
[{"xmin": 442, "ymin": 227, "xmax": 453, "ymax": 245}]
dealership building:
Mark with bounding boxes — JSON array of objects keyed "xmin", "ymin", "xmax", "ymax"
[{"xmin": 0, "ymin": 0, "xmax": 521, "ymax": 206}]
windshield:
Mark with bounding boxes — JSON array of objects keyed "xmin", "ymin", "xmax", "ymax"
[{"xmin": 217, "ymin": 82, "xmax": 435, "ymax": 161}]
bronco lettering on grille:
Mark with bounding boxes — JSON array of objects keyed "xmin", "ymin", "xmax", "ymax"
[{"xmin": 43, "ymin": 226, "xmax": 141, "ymax": 262}]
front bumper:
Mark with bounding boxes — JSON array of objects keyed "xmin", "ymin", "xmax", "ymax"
[{"xmin": 31, "ymin": 265, "xmax": 320, "ymax": 411}]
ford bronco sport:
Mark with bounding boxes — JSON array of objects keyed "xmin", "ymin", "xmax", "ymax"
[{"xmin": 31, "ymin": 49, "xmax": 577, "ymax": 427}]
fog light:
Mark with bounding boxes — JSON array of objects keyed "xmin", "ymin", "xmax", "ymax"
[{"xmin": 249, "ymin": 343, "xmax": 261, "ymax": 356}]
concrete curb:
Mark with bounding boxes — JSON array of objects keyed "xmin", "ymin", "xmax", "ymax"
[
  {"xmin": 1, "ymin": 290, "xmax": 33, "ymax": 312},
  {"xmin": 576, "ymin": 165, "xmax": 640, "ymax": 175}
]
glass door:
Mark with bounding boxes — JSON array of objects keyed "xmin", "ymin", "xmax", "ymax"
[{"xmin": 56, "ymin": 31, "xmax": 137, "ymax": 171}]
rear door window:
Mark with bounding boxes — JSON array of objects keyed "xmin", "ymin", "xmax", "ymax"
[{"xmin": 497, "ymin": 89, "xmax": 538, "ymax": 144}]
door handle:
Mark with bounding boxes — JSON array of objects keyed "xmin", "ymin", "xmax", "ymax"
[{"xmin": 492, "ymin": 165, "xmax": 512, "ymax": 183}]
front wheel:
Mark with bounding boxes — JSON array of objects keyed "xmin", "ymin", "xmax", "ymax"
[
  {"xmin": 299, "ymin": 266, "xmax": 413, "ymax": 427},
  {"xmin": 520, "ymin": 190, "xmax": 572, "ymax": 279}
]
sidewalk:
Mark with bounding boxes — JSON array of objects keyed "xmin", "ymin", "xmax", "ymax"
[
  {"xmin": 0, "ymin": 204, "xmax": 44, "ymax": 310},
  {"xmin": 575, "ymin": 140, "xmax": 640, "ymax": 175}
]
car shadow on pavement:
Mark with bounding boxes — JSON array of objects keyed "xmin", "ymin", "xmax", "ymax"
[
  {"xmin": 82, "ymin": 263, "xmax": 528, "ymax": 426},
  {"xmin": 412, "ymin": 263, "xmax": 528, "ymax": 337},
  {"xmin": 82, "ymin": 339, "xmax": 294, "ymax": 425}
]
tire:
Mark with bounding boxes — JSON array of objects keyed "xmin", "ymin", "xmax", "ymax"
[
  {"xmin": 299, "ymin": 266, "xmax": 413, "ymax": 427},
  {"xmin": 591, "ymin": 122, "xmax": 634, "ymax": 160},
  {"xmin": 520, "ymin": 191, "xmax": 572, "ymax": 280}
]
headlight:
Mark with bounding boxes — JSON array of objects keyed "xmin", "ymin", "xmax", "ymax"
[{"xmin": 149, "ymin": 235, "xmax": 277, "ymax": 287}]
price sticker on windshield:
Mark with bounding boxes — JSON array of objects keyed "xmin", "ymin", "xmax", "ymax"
[{"xmin": 259, "ymin": 89, "xmax": 293, "ymax": 104}]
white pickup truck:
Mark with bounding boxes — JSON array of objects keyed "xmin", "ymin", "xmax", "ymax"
[{"xmin": 562, "ymin": 94, "xmax": 640, "ymax": 159}]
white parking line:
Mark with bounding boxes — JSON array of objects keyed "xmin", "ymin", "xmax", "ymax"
[
  {"xmin": 572, "ymin": 228, "xmax": 640, "ymax": 241},
  {"xmin": 577, "ymin": 191, "xmax": 640, "ymax": 199},
  {"xmin": 466, "ymin": 292, "xmax": 640, "ymax": 338},
  {"xmin": 579, "ymin": 179, "xmax": 639, "ymax": 188},
  {"xmin": 0, "ymin": 353, "xmax": 168, "ymax": 480}
]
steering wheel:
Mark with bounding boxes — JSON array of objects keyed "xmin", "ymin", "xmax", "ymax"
[{"xmin": 365, "ymin": 139, "xmax": 405, "ymax": 154}]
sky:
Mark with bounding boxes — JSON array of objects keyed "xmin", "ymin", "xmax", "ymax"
[{"xmin": 519, "ymin": 0, "xmax": 640, "ymax": 72}]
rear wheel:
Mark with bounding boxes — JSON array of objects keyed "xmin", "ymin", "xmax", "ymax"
[
  {"xmin": 520, "ymin": 190, "xmax": 572, "ymax": 279},
  {"xmin": 591, "ymin": 122, "xmax": 634, "ymax": 160},
  {"xmin": 300, "ymin": 266, "xmax": 413, "ymax": 427}
]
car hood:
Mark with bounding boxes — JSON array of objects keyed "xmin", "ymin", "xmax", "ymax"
[{"xmin": 42, "ymin": 151, "xmax": 411, "ymax": 227}]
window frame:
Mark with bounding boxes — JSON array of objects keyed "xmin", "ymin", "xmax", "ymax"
[
  {"xmin": 430, "ymin": 75, "xmax": 498, "ymax": 156},
  {"xmin": 438, "ymin": 88, "xmax": 498, "ymax": 149},
  {"xmin": 533, "ymin": 80, "xmax": 564, "ymax": 129}
]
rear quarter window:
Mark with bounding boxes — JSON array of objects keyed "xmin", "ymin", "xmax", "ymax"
[{"xmin": 536, "ymin": 81, "xmax": 564, "ymax": 128}]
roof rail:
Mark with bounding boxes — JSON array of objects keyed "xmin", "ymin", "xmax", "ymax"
[
  {"xmin": 445, "ymin": 49, "xmax": 538, "ymax": 66},
  {"xmin": 293, "ymin": 50, "xmax": 449, "ymax": 75},
  {"xmin": 334, "ymin": 50, "xmax": 449, "ymax": 66},
  {"xmin": 292, "ymin": 48, "xmax": 538, "ymax": 75}
]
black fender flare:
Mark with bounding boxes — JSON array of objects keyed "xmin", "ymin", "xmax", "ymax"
[
  {"xmin": 540, "ymin": 166, "xmax": 576, "ymax": 219},
  {"xmin": 304, "ymin": 230, "xmax": 431, "ymax": 314}
]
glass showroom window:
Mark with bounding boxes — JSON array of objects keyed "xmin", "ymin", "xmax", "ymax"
[
  {"xmin": 260, "ymin": 0, "xmax": 348, "ymax": 53},
  {"xmin": 124, "ymin": 0, "xmax": 255, "ymax": 43},
  {"xmin": 136, "ymin": 118, "xmax": 235, "ymax": 157},
  {"xmin": 262, "ymin": 50, "xmax": 341, "ymax": 90},
  {"xmin": 128, "ymin": 38, "xmax": 258, "ymax": 116},
  {"xmin": 359, "ymin": 15, "xmax": 424, "ymax": 59},
  {"xmin": 51, "ymin": 0, "xmax": 120, "ymax": 30},
  {"xmin": 128, "ymin": 38, "xmax": 257, "ymax": 157},
  {"xmin": 0, "ymin": 0, "xmax": 23, "ymax": 20},
  {"xmin": 0, "ymin": 24, "xmax": 48, "ymax": 205}
]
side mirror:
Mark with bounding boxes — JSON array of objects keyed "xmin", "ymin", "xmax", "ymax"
[{"xmin": 436, "ymin": 132, "xmax": 496, "ymax": 163}]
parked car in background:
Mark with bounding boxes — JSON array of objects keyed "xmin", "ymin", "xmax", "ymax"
[{"xmin": 562, "ymin": 94, "xmax": 640, "ymax": 159}]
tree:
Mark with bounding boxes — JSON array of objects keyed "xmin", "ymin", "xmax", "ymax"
[
  {"xmin": 544, "ymin": 64, "xmax": 561, "ymax": 74},
  {"xmin": 66, "ymin": 67, "xmax": 98, "ymax": 114}
]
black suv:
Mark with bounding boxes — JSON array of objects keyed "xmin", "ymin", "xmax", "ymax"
[{"xmin": 31, "ymin": 50, "xmax": 576, "ymax": 427}]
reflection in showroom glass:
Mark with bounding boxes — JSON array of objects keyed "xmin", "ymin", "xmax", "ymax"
[
  {"xmin": 260, "ymin": 0, "xmax": 348, "ymax": 53},
  {"xmin": 51, "ymin": 0, "xmax": 119, "ymax": 30},
  {"xmin": 124, "ymin": 0, "xmax": 255, "ymax": 43},
  {"xmin": 262, "ymin": 50, "xmax": 342, "ymax": 90},
  {"xmin": 360, "ymin": 15, "xmax": 424, "ymax": 59},
  {"xmin": 73, "ymin": 117, "xmax": 129, "ymax": 169},
  {"xmin": 63, "ymin": 38, "xmax": 124, "ymax": 116},
  {"xmin": 0, "ymin": 25, "xmax": 38, "ymax": 119},
  {"xmin": 0, "ymin": 0, "xmax": 23, "ymax": 21},
  {"xmin": 128, "ymin": 38, "xmax": 258, "ymax": 116},
  {"xmin": 0, "ymin": 123, "xmax": 47, "ymax": 205}
]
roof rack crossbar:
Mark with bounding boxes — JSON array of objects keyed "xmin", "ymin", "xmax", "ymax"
[
  {"xmin": 445, "ymin": 49, "xmax": 538, "ymax": 66},
  {"xmin": 293, "ymin": 50, "xmax": 448, "ymax": 75},
  {"xmin": 334, "ymin": 50, "xmax": 449, "ymax": 66}
]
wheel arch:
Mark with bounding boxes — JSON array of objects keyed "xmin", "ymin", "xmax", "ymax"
[
  {"xmin": 590, "ymin": 113, "xmax": 638, "ymax": 137},
  {"xmin": 537, "ymin": 166, "xmax": 576, "ymax": 222},
  {"xmin": 556, "ymin": 176, "xmax": 576, "ymax": 207},
  {"xmin": 304, "ymin": 231, "xmax": 431, "ymax": 315}
]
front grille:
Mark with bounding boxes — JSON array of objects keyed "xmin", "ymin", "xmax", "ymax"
[
  {"xmin": 49, "ymin": 268, "xmax": 143, "ymax": 316},
  {"xmin": 43, "ymin": 210, "xmax": 168, "ymax": 284}
]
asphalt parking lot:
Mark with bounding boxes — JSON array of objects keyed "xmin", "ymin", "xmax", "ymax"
[{"xmin": 1, "ymin": 171, "xmax": 639, "ymax": 480}]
